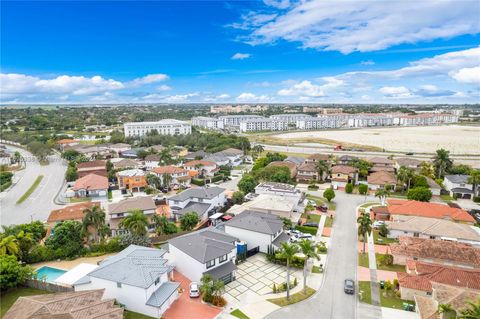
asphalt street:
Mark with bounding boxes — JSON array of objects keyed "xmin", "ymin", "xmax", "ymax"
[
  {"xmin": 0, "ymin": 144, "xmax": 67, "ymax": 226},
  {"xmin": 266, "ymin": 192, "xmax": 374, "ymax": 319}
]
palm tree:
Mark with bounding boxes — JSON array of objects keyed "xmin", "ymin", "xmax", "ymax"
[
  {"xmin": 162, "ymin": 173, "xmax": 173, "ymax": 189},
  {"xmin": 420, "ymin": 161, "xmax": 435, "ymax": 179},
  {"xmin": 0, "ymin": 235, "xmax": 19, "ymax": 256},
  {"xmin": 460, "ymin": 297, "xmax": 480, "ymax": 319},
  {"xmin": 433, "ymin": 149, "xmax": 453, "ymax": 179},
  {"xmin": 146, "ymin": 173, "xmax": 161, "ymax": 190},
  {"xmin": 357, "ymin": 212, "xmax": 373, "ymax": 254},
  {"xmin": 159, "ymin": 148, "xmax": 173, "ymax": 165},
  {"xmin": 253, "ymin": 144, "xmax": 264, "ymax": 158},
  {"xmin": 298, "ymin": 239, "xmax": 320, "ymax": 294},
  {"xmin": 375, "ymin": 189, "xmax": 390, "ymax": 206},
  {"xmin": 82, "ymin": 205, "xmax": 106, "ymax": 243},
  {"xmin": 438, "ymin": 303, "xmax": 456, "ymax": 319},
  {"xmin": 278, "ymin": 242, "xmax": 299, "ymax": 300},
  {"xmin": 397, "ymin": 166, "xmax": 414, "ymax": 192},
  {"xmin": 120, "ymin": 210, "xmax": 149, "ymax": 236},
  {"xmin": 468, "ymin": 170, "xmax": 480, "ymax": 199},
  {"xmin": 315, "ymin": 160, "xmax": 330, "ymax": 182}
]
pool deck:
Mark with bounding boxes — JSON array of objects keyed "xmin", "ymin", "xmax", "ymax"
[{"xmin": 32, "ymin": 253, "xmax": 116, "ymax": 271}]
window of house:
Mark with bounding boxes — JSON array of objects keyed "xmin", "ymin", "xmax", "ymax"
[
  {"xmin": 206, "ymin": 259, "xmax": 215, "ymax": 269},
  {"xmin": 219, "ymin": 254, "xmax": 227, "ymax": 263},
  {"xmin": 117, "ymin": 213, "xmax": 124, "ymax": 217},
  {"xmin": 413, "ymin": 233, "xmax": 419, "ymax": 237},
  {"xmin": 117, "ymin": 282, "xmax": 122, "ymax": 288}
]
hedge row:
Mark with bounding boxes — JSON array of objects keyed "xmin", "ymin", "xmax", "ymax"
[{"xmin": 295, "ymin": 225, "xmax": 318, "ymax": 235}]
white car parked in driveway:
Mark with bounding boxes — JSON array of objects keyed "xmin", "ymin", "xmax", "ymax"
[
  {"xmin": 373, "ymin": 221, "xmax": 385, "ymax": 229},
  {"xmin": 290, "ymin": 233, "xmax": 315, "ymax": 242}
]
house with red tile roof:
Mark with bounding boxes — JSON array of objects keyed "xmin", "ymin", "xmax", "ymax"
[
  {"xmin": 331, "ymin": 165, "xmax": 358, "ymax": 188},
  {"xmin": 57, "ymin": 139, "xmax": 79, "ymax": 150},
  {"xmin": 151, "ymin": 165, "xmax": 191, "ymax": 186},
  {"xmin": 387, "ymin": 199, "xmax": 475, "ymax": 223},
  {"xmin": 397, "ymin": 260, "xmax": 480, "ymax": 300},
  {"xmin": 72, "ymin": 173, "xmax": 109, "ymax": 198},
  {"xmin": 367, "ymin": 171, "xmax": 397, "ymax": 191},
  {"xmin": 77, "ymin": 160, "xmax": 107, "ymax": 178},
  {"xmin": 48, "ymin": 201, "xmax": 101, "ymax": 225},
  {"xmin": 183, "ymin": 160, "xmax": 217, "ymax": 177}
]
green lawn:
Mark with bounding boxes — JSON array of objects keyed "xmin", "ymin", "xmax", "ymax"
[
  {"xmin": 359, "ymin": 202, "xmax": 380, "ymax": 209},
  {"xmin": 324, "ymin": 216, "xmax": 333, "ymax": 227},
  {"xmin": 1, "ymin": 287, "xmax": 52, "ymax": 317},
  {"xmin": 440, "ymin": 194, "xmax": 455, "ymax": 202},
  {"xmin": 16, "ymin": 175, "xmax": 44, "ymax": 204},
  {"xmin": 358, "ymin": 281, "xmax": 372, "ymax": 304},
  {"xmin": 306, "ymin": 195, "xmax": 336, "ymax": 210},
  {"xmin": 124, "ymin": 310, "xmax": 156, "ymax": 319},
  {"xmin": 373, "ymin": 230, "xmax": 397, "ymax": 245},
  {"xmin": 306, "ymin": 214, "xmax": 321, "ymax": 223},
  {"xmin": 312, "ymin": 265, "xmax": 323, "ymax": 273},
  {"xmin": 379, "ymin": 290, "xmax": 415, "ymax": 310},
  {"xmin": 358, "ymin": 252, "xmax": 369, "ymax": 268},
  {"xmin": 267, "ymin": 287, "xmax": 316, "ymax": 306},
  {"xmin": 69, "ymin": 197, "xmax": 92, "ymax": 203},
  {"xmin": 376, "ymin": 254, "xmax": 406, "ymax": 272},
  {"xmin": 230, "ymin": 309, "xmax": 250, "ymax": 319}
]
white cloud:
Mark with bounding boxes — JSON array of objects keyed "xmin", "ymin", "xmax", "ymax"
[
  {"xmin": 231, "ymin": 53, "xmax": 252, "ymax": 60},
  {"xmin": 129, "ymin": 73, "xmax": 169, "ymax": 86},
  {"xmin": 450, "ymin": 66, "xmax": 480, "ymax": 85},
  {"xmin": 156, "ymin": 85, "xmax": 172, "ymax": 91},
  {"xmin": 217, "ymin": 94, "xmax": 230, "ymax": 99},
  {"xmin": 236, "ymin": 0, "xmax": 480, "ymax": 53},
  {"xmin": 361, "ymin": 60, "xmax": 375, "ymax": 66},
  {"xmin": 278, "ymin": 77, "xmax": 344, "ymax": 97},
  {"xmin": 236, "ymin": 92, "xmax": 271, "ymax": 102},
  {"xmin": 379, "ymin": 86, "xmax": 413, "ymax": 98},
  {"xmin": 263, "ymin": 0, "xmax": 291, "ymax": 9}
]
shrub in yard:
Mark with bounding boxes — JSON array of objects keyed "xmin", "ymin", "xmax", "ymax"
[
  {"xmin": 212, "ymin": 296, "xmax": 227, "ymax": 307},
  {"xmin": 473, "ymin": 196, "xmax": 480, "ymax": 203},
  {"xmin": 345, "ymin": 183, "xmax": 354, "ymax": 194},
  {"xmin": 323, "ymin": 188, "xmax": 335, "ymax": 202},
  {"xmin": 295, "ymin": 225, "xmax": 317, "ymax": 235},
  {"xmin": 358, "ymin": 184, "xmax": 368, "ymax": 195},
  {"xmin": 407, "ymin": 187, "xmax": 432, "ymax": 202},
  {"xmin": 378, "ymin": 254, "xmax": 394, "ymax": 266},
  {"xmin": 378, "ymin": 224, "xmax": 389, "ymax": 237},
  {"xmin": 191, "ymin": 178, "xmax": 205, "ymax": 186}
]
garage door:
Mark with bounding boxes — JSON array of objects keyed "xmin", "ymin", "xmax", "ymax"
[{"xmin": 218, "ymin": 272, "xmax": 233, "ymax": 284}]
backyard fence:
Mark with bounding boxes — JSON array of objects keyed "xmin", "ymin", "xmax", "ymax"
[{"xmin": 24, "ymin": 279, "xmax": 74, "ymax": 293}]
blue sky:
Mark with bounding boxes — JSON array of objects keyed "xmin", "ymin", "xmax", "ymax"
[{"xmin": 1, "ymin": 0, "xmax": 479, "ymax": 104}]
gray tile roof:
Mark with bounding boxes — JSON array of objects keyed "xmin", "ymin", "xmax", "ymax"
[
  {"xmin": 169, "ymin": 186, "xmax": 225, "ymax": 202},
  {"xmin": 169, "ymin": 228, "xmax": 238, "ymax": 263},
  {"xmin": 225, "ymin": 211, "xmax": 283, "ymax": 235},
  {"xmin": 85, "ymin": 245, "xmax": 173, "ymax": 288},
  {"xmin": 146, "ymin": 281, "xmax": 180, "ymax": 307},
  {"xmin": 203, "ymin": 261, "xmax": 236, "ymax": 280},
  {"xmin": 272, "ymin": 232, "xmax": 291, "ymax": 248},
  {"xmin": 445, "ymin": 175, "xmax": 469, "ymax": 184},
  {"xmin": 109, "ymin": 196, "xmax": 156, "ymax": 215},
  {"xmin": 174, "ymin": 202, "xmax": 211, "ymax": 217},
  {"xmin": 204, "ymin": 154, "xmax": 229, "ymax": 163},
  {"xmin": 284, "ymin": 156, "xmax": 305, "ymax": 166}
]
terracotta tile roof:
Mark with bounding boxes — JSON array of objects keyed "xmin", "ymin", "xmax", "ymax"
[
  {"xmin": 77, "ymin": 160, "xmax": 106, "ymax": 170},
  {"xmin": 57, "ymin": 139, "xmax": 77, "ymax": 144},
  {"xmin": 108, "ymin": 196, "xmax": 156, "ymax": 215},
  {"xmin": 367, "ymin": 171, "xmax": 397, "ymax": 185},
  {"xmin": 188, "ymin": 170, "xmax": 199, "ymax": 177},
  {"xmin": 297, "ymin": 162, "xmax": 317, "ymax": 172},
  {"xmin": 368, "ymin": 157, "xmax": 394, "ymax": 165},
  {"xmin": 332, "ymin": 165, "xmax": 357, "ymax": 174},
  {"xmin": 370, "ymin": 166, "xmax": 395, "ymax": 173},
  {"xmin": 387, "ymin": 199, "xmax": 474, "ymax": 222},
  {"xmin": 183, "ymin": 160, "xmax": 216, "ymax": 167},
  {"xmin": 152, "ymin": 165, "xmax": 186, "ymax": 174},
  {"xmin": 307, "ymin": 153, "xmax": 330, "ymax": 161},
  {"xmin": 3, "ymin": 289, "xmax": 123, "ymax": 319},
  {"xmin": 48, "ymin": 201, "xmax": 101, "ymax": 222},
  {"xmin": 396, "ymin": 158, "xmax": 422, "ymax": 167},
  {"xmin": 390, "ymin": 237, "xmax": 480, "ymax": 268},
  {"xmin": 267, "ymin": 161, "xmax": 297, "ymax": 176},
  {"xmin": 72, "ymin": 173, "xmax": 108, "ymax": 191}
]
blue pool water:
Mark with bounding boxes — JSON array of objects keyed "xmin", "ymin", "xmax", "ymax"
[{"xmin": 36, "ymin": 266, "xmax": 67, "ymax": 282}]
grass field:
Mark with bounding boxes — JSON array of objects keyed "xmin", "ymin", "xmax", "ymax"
[
  {"xmin": 267, "ymin": 287, "xmax": 316, "ymax": 306},
  {"xmin": 373, "ymin": 230, "xmax": 397, "ymax": 245},
  {"xmin": 358, "ymin": 281, "xmax": 372, "ymax": 304},
  {"xmin": 358, "ymin": 252, "xmax": 369, "ymax": 268},
  {"xmin": 376, "ymin": 254, "xmax": 406, "ymax": 272},
  {"xmin": 324, "ymin": 216, "xmax": 334, "ymax": 227},
  {"xmin": 379, "ymin": 290, "xmax": 415, "ymax": 310},
  {"xmin": 124, "ymin": 311, "xmax": 156, "ymax": 319},
  {"xmin": 16, "ymin": 175, "xmax": 43, "ymax": 204},
  {"xmin": 1, "ymin": 287, "xmax": 51, "ymax": 317},
  {"xmin": 230, "ymin": 309, "xmax": 250, "ymax": 319}
]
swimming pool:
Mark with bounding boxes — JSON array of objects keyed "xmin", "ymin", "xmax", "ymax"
[{"xmin": 36, "ymin": 266, "xmax": 67, "ymax": 282}]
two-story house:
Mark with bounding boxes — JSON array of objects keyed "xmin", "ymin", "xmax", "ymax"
[
  {"xmin": 444, "ymin": 175, "xmax": 475, "ymax": 200},
  {"xmin": 108, "ymin": 196, "xmax": 157, "ymax": 235},
  {"xmin": 77, "ymin": 160, "xmax": 107, "ymax": 178},
  {"xmin": 74, "ymin": 245, "xmax": 179, "ymax": 318},
  {"xmin": 167, "ymin": 186, "xmax": 226, "ymax": 221},
  {"xmin": 151, "ymin": 165, "xmax": 191, "ymax": 187},
  {"xmin": 144, "ymin": 154, "xmax": 161, "ymax": 170},
  {"xmin": 168, "ymin": 228, "xmax": 238, "ymax": 283},
  {"xmin": 116, "ymin": 169, "xmax": 147, "ymax": 193},
  {"xmin": 183, "ymin": 160, "xmax": 218, "ymax": 178},
  {"xmin": 212, "ymin": 148, "xmax": 244, "ymax": 166},
  {"xmin": 296, "ymin": 162, "xmax": 318, "ymax": 183},
  {"xmin": 331, "ymin": 165, "xmax": 359, "ymax": 189}
]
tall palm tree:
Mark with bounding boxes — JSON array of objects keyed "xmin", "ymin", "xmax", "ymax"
[
  {"xmin": 375, "ymin": 189, "xmax": 390, "ymax": 206},
  {"xmin": 298, "ymin": 239, "xmax": 320, "ymax": 294},
  {"xmin": 253, "ymin": 144, "xmax": 264, "ymax": 157},
  {"xmin": 315, "ymin": 160, "xmax": 330, "ymax": 182},
  {"xmin": 82, "ymin": 205, "xmax": 106, "ymax": 243},
  {"xmin": 397, "ymin": 166, "xmax": 414, "ymax": 192},
  {"xmin": 162, "ymin": 173, "xmax": 173, "ymax": 189},
  {"xmin": 120, "ymin": 210, "xmax": 149, "ymax": 236},
  {"xmin": 159, "ymin": 148, "xmax": 173, "ymax": 165},
  {"xmin": 0, "ymin": 235, "xmax": 19, "ymax": 256},
  {"xmin": 438, "ymin": 303, "xmax": 456, "ymax": 319},
  {"xmin": 468, "ymin": 170, "xmax": 480, "ymax": 198},
  {"xmin": 357, "ymin": 212, "xmax": 373, "ymax": 254},
  {"xmin": 278, "ymin": 242, "xmax": 299, "ymax": 300},
  {"xmin": 146, "ymin": 173, "xmax": 161, "ymax": 190},
  {"xmin": 433, "ymin": 149, "xmax": 453, "ymax": 179},
  {"xmin": 460, "ymin": 297, "xmax": 480, "ymax": 319}
]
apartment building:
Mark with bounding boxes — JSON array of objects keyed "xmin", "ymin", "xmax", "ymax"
[
  {"xmin": 269, "ymin": 113, "xmax": 311, "ymax": 124},
  {"xmin": 348, "ymin": 114, "xmax": 397, "ymax": 127},
  {"xmin": 239, "ymin": 118, "xmax": 273, "ymax": 132},
  {"xmin": 124, "ymin": 119, "xmax": 192, "ymax": 137},
  {"xmin": 296, "ymin": 115, "xmax": 344, "ymax": 130},
  {"xmin": 191, "ymin": 116, "xmax": 224, "ymax": 130},
  {"xmin": 398, "ymin": 113, "xmax": 459, "ymax": 126},
  {"xmin": 219, "ymin": 115, "xmax": 265, "ymax": 128},
  {"xmin": 210, "ymin": 104, "xmax": 268, "ymax": 114}
]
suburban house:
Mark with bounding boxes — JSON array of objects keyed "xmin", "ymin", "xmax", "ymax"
[
  {"xmin": 57, "ymin": 138, "xmax": 79, "ymax": 151},
  {"xmin": 224, "ymin": 210, "xmax": 290, "ymax": 253},
  {"xmin": 284, "ymin": 156, "xmax": 305, "ymax": 166},
  {"xmin": 202, "ymin": 154, "xmax": 230, "ymax": 167},
  {"xmin": 368, "ymin": 157, "xmax": 395, "ymax": 168},
  {"xmin": 444, "ymin": 175, "xmax": 475, "ymax": 199},
  {"xmin": 77, "ymin": 160, "xmax": 107, "ymax": 178},
  {"xmin": 389, "ymin": 237, "xmax": 480, "ymax": 269},
  {"xmin": 108, "ymin": 196, "xmax": 157, "ymax": 235},
  {"xmin": 415, "ymin": 283, "xmax": 480, "ymax": 319},
  {"xmin": 48, "ymin": 201, "xmax": 101, "ymax": 227},
  {"xmin": 395, "ymin": 158, "xmax": 422, "ymax": 170},
  {"xmin": 66, "ymin": 144, "xmax": 113, "ymax": 158},
  {"xmin": 113, "ymin": 158, "xmax": 141, "ymax": 170},
  {"xmin": 4, "ymin": 290, "xmax": 123, "ymax": 319},
  {"xmin": 305, "ymin": 153, "xmax": 331, "ymax": 164},
  {"xmin": 385, "ymin": 199, "xmax": 475, "ymax": 223},
  {"xmin": 228, "ymin": 193, "xmax": 303, "ymax": 221},
  {"xmin": 74, "ymin": 245, "xmax": 179, "ymax": 318},
  {"xmin": 367, "ymin": 171, "xmax": 397, "ymax": 190},
  {"xmin": 397, "ymin": 261, "xmax": 480, "ymax": 301},
  {"xmin": 167, "ymin": 186, "xmax": 226, "ymax": 221},
  {"xmin": 168, "ymin": 228, "xmax": 238, "ymax": 283},
  {"xmin": 266, "ymin": 161, "xmax": 297, "ymax": 179},
  {"xmin": 337, "ymin": 155, "xmax": 358, "ymax": 165},
  {"xmin": 387, "ymin": 215, "xmax": 480, "ymax": 246},
  {"xmin": 183, "ymin": 150, "xmax": 210, "ymax": 161},
  {"xmin": 296, "ymin": 162, "xmax": 318, "ymax": 183},
  {"xmin": 331, "ymin": 165, "xmax": 358, "ymax": 189},
  {"xmin": 109, "ymin": 143, "xmax": 131, "ymax": 156},
  {"xmin": 425, "ymin": 176, "xmax": 442, "ymax": 196},
  {"xmin": 144, "ymin": 154, "xmax": 161, "ymax": 170},
  {"xmin": 255, "ymin": 182, "xmax": 303, "ymax": 201},
  {"xmin": 151, "ymin": 165, "xmax": 191, "ymax": 187},
  {"xmin": 212, "ymin": 148, "xmax": 244, "ymax": 166},
  {"xmin": 183, "ymin": 160, "xmax": 218, "ymax": 177},
  {"xmin": 116, "ymin": 169, "xmax": 147, "ymax": 193},
  {"xmin": 120, "ymin": 149, "xmax": 141, "ymax": 159},
  {"xmin": 72, "ymin": 173, "xmax": 109, "ymax": 198}
]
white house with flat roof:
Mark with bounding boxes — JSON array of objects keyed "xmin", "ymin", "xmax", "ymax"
[{"xmin": 124, "ymin": 119, "xmax": 191, "ymax": 137}]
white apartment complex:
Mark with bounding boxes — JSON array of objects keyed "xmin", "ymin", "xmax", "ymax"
[
  {"xmin": 219, "ymin": 115, "xmax": 265, "ymax": 128},
  {"xmin": 191, "ymin": 116, "xmax": 225, "ymax": 130},
  {"xmin": 124, "ymin": 119, "xmax": 192, "ymax": 137}
]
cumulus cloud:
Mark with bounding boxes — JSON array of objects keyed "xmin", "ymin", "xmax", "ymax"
[
  {"xmin": 278, "ymin": 77, "xmax": 344, "ymax": 97},
  {"xmin": 156, "ymin": 85, "xmax": 172, "ymax": 91},
  {"xmin": 236, "ymin": 92, "xmax": 271, "ymax": 102},
  {"xmin": 129, "ymin": 73, "xmax": 169, "ymax": 86},
  {"xmin": 231, "ymin": 53, "xmax": 252, "ymax": 60},
  {"xmin": 379, "ymin": 86, "xmax": 413, "ymax": 98},
  {"xmin": 235, "ymin": 0, "xmax": 480, "ymax": 53},
  {"xmin": 450, "ymin": 66, "xmax": 480, "ymax": 85}
]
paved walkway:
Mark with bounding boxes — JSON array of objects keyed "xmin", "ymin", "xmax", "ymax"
[{"xmin": 367, "ymin": 232, "xmax": 381, "ymax": 307}]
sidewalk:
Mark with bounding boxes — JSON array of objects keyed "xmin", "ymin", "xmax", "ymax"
[{"xmin": 367, "ymin": 231, "xmax": 381, "ymax": 307}]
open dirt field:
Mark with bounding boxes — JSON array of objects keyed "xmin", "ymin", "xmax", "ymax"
[{"xmin": 271, "ymin": 125, "xmax": 480, "ymax": 154}]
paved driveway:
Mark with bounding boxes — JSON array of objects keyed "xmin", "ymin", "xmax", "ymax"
[{"xmin": 225, "ymin": 254, "xmax": 301, "ymax": 301}]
